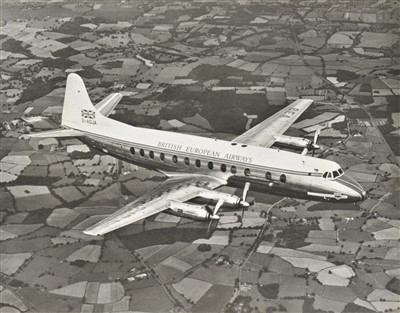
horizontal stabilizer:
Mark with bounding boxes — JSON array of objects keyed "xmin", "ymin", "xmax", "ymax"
[
  {"xmin": 95, "ymin": 93, "xmax": 123, "ymax": 117},
  {"xmin": 26, "ymin": 128, "xmax": 84, "ymax": 138}
]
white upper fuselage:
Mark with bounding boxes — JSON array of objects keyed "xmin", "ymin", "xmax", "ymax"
[{"xmin": 85, "ymin": 121, "xmax": 334, "ymax": 176}]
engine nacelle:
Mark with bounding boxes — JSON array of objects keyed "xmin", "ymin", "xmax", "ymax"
[
  {"xmin": 274, "ymin": 134, "xmax": 311, "ymax": 149},
  {"xmin": 167, "ymin": 201, "xmax": 211, "ymax": 221},
  {"xmin": 196, "ymin": 190, "xmax": 242, "ymax": 207}
]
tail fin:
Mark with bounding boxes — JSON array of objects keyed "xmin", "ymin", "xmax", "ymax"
[{"xmin": 61, "ymin": 73, "xmax": 105, "ymax": 130}]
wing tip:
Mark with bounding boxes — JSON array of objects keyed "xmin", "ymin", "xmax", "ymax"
[{"xmin": 83, "ymin": 229, "xmax": 103, "ymax": 236}]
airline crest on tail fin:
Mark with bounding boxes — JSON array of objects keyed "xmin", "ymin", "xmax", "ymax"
[{"xmin": 81, "ymin": 109, "xmax": 96, "ymax": 125}]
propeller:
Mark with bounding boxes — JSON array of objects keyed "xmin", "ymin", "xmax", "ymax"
[
  {"xmin": 302, "ymin": 129, "xmax": 321, "ymax": 156},
  {"xmin": 311, "ymin": 128, "xmax": 321, "ymax": 157},
  {"xmin": 207, "ymin": 199, "xmax": 224, "ymax": 236},
  {"xmin": 241, "ymin": 182, "xmax": 250, "ymax": 218},
  {"xmin": 210, "ymin": 198, "xmax": 224, "ymax": 219}
]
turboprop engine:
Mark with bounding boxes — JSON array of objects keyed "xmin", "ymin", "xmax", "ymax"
[
  {"xmin": 166, "ymin": 183, "xmax": 252, "ymax": 232},
  {"xmin": 274, "ymin": 129, "xmax": 321, "ymax": 156},
  {"xmin": 167, "ymin": 201, "xmax": 219, "ymax": 221},
  {"xmin": 196, "ymin": 190, "xmax": 249, "ymax": 208}
]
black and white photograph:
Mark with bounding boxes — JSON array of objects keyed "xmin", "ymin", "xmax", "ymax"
[{"xmin": 0, "ymin": 0, "xmax": 399, "ymax": 312}]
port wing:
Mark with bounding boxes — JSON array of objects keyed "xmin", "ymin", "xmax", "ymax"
[
  {"xmin": 84, "ymin": 174, "xmax": 225, "ymax": 236},
  {"xmin": 233, "ymin": 99, "xmax": 313, "ymax": 148}
]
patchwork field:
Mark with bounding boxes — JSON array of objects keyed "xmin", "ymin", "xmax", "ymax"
[
  {"xmin": 192, "ymin": 284, "xmax": 234, "ymax": 313},
  {"xmin": 53, "ymin": 186, "xmax": 86, "ymax": 203},
  {"xmin": 189, "ymin": 264, "xmax": 239, "ymax": 286},
  {"xmin": 66, "ymin": 244, "xmax": 101, "ymax": 263},
  {"xmin": 0, "ymin": 223, "xmax": 43, "ymax": 240},
  {"xmin": 46, "ymin": 208, "xmax": 80, "ymax": 228},
  {"xmin": 173, "ymin": 277, "xmax": 213, "ymax": 303},
  {"xmin": 0, "ymin": 252, "xmax": 33, "ymax": 275}
]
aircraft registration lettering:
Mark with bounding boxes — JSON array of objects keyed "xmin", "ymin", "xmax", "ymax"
[{"xmin": 281, "ymin": 107, "xmax": 299, "ymax": 119}]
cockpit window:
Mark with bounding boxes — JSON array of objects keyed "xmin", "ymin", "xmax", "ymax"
[
  {"xmin": 333, "ymin": 170, "xmax": 339, "ymax": 178},
  {"xmin": 323, "ymin": 168, "xmax": 344, "ymax": 179}
]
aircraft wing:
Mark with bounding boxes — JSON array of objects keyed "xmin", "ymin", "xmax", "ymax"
[
  {"xmin": 83, "ymin": 174, "xmax": 225, "ymax": 236},
  {"xmin": 233, "ymin": 99, "xmax": 313, "ymax": 148}
]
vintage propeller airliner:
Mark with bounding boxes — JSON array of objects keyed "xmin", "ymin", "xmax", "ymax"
[{"xmin": 30, "ymin": 74, "xmax": 365, "ymax": 236}]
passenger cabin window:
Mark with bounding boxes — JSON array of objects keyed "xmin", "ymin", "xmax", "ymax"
[
  {"xmin": 280, "ymin": 174, "xmax": 286, "ymax": 183},
  {"xmin": 160, "ymin": 153, "xmax": 165, "ymax": 161},
  {"xmin": 231, "ymin": 166, "xmax": 237, "ymax": 174},
  {"xmin": 130, "ymin": 147, "xmax": 135, "ymax": 155},
  {"xmin": 172, "ymin": 155, "xmax": 178, "ymax": 163},
  {"xmin": 221, "ymin": 164, "xmax": 226, "ymax": 172},
  {"xmin": 140, "ymin": 149, "xmax": 145, "ymax": 157},
  {"xmin": 208, "ymin": 162, "xmax": 213, "ymax": 170},
  {"xmin": 266, "ymin": 172, "xmax": 271, "ymax": 180},
  {"xmin": 184, "ymin": 157, "xmax": 189, "ymax": 166},
  {"xmin": 149, "ymin": 151, "xmax": 154, "ymax": 159},
  {"xmin": 195, "ymin": 159, "xmax": 201, "ymax": 168},
  {"xmin": 244, "ymin": 168, "xmax": 250, "ymax": 176}
]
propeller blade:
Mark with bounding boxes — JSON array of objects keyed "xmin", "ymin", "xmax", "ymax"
[
  {"xmin": 243, "ymin": 182, "xmax": 250, "ymax": 203},
  {"xmin": 313, "ymin": 128, "xmax": 321, "ymax": 145},
  {"xmin": 213, "ymin": 198, "xmax": 224, "ymax": 216},
  {"xmin": 207, "ymin": 219, "xmax": 218, "ymax": 237},
  {"xmin": 207, "ymin": 219, "xmax": 212, "ymax": 235},
  {"xmin": 301, "ymin": 147, "xmax": 308, "ymax": 156}
]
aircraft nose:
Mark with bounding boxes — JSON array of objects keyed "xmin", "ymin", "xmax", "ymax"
[{"xmin": 339, "ymin": 174, "xmax": 366, "ymax": 202}]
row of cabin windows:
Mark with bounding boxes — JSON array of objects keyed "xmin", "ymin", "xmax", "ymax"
[{"xmin": 129, "ymin": 147, "xmax": 287, "ymax": 183}]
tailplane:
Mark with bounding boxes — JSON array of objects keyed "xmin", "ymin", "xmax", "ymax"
[{"xmin": 27, "ymin": 128, "xmax": 84, "ymax": 138}]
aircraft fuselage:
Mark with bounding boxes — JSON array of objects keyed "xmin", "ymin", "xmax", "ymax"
[{"xmin": 80, "ymin": 131, "xmax": 365, "ymax": 204}]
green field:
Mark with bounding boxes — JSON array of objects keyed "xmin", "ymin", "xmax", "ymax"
[
  {"xmin": 128, "ymin": 286, "xmax": 174, "ymax": 312},
  {"xmin": 192, "ymin": 284, "xmax": 234, "ymax": 313},
  {"xmin": 173, "ymin": 277, "xmax": 212, "ymax": 303},
  {"xmin": 189, "ymin": 264, "xmax": 239, "ymax": 286},
  {"xmin": 0, "ymin": 252, "xmax": 32, "ymax": 275}
]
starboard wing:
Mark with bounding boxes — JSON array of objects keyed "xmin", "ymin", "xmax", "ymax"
[
  {"xmin": 233, "ymin": 99, "xmax": 313, "ymax": 148},
  {"xmin": 84, "ymin": 174, "xmax": 225, "ymax": 236}
]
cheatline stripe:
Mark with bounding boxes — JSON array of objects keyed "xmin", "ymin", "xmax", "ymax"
[
  {"xmin": 73, "ymin": 127, "xmax": 323, "ymax": 177},
  {"xmin": 337, "ymin": 178, "xmax": 364, "ymax": 194}
]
